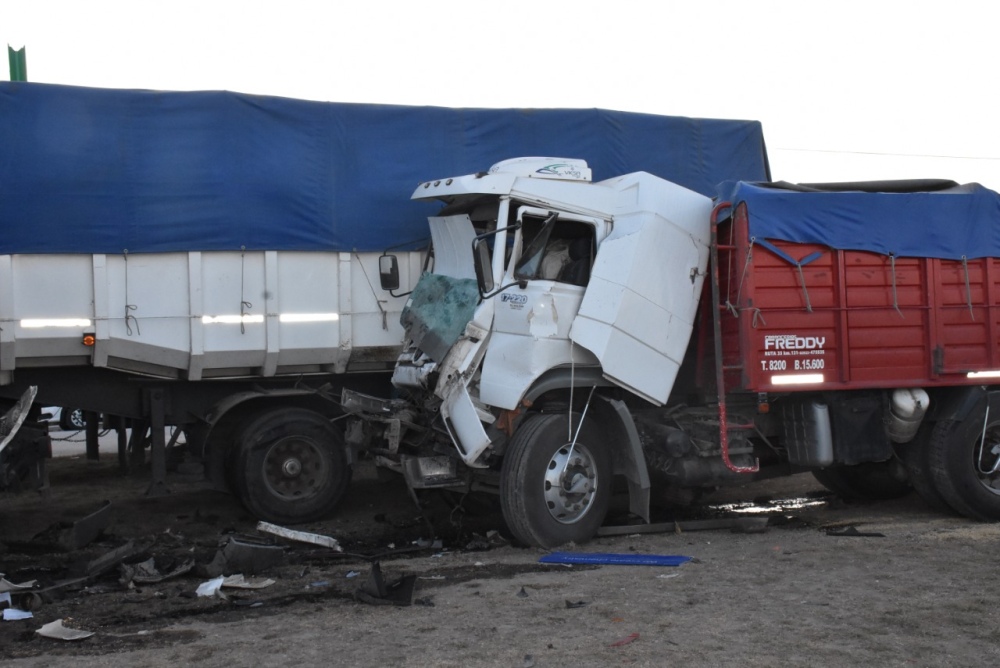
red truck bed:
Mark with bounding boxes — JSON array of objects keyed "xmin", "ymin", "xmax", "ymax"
[{"xmin": 717, "ymin": 201, "xmax": 1000, "ymax": 393}]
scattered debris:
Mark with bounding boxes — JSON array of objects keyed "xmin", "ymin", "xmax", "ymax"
[
  {"xmin": 517, "ymin": 586, "xmax": 529, "ymax": 598},
  {"xmin": 207, "ymin": 537, "xmax": 286, "ymax": 576},
  {"xmin": 0, "ymin": 576, "xmax": 36, "ymax": 594},
  {"xmin": 121, "ymin": 557, "xmax": 195, "ymax": 585},
  {"xmin": 355, "ymin": 562, "xmax": 416, "ymax": 606},
  {"xmin": 86, "ymin": 540, "xmax": 140, "ymax": 577},
  {"xmin": 523, "ymin": 654, "xmax": 535, "ymax": 667},
  {"xmin": 222, "ymin": 574, "xmax": 275, "ymax": 590},
  {"xmin": 346, "ymin": 571, "xmax": 361, "ymax": 579},
  {"xmin": 826, "ymin": 526, "xmax": 885, "ymax": 538},
  {"xmin": 35, "ymin": 618, "xmax": 94, "ymax": 641},
  {"xmin": 657, "ymin": 573, "xmax": 681, "ymax": 579},
  {"xmin": 539, "ymin": 552, "xmax": 692, "ymax": 567},
  {"xmin": 256, "ymin": 521, "xmax": 341, "ymax": 551},
  {"xmin": 415, "ymin": 596, "xmax": 435, "ymax": 607},
  {"xmin": 195, "ymin": 576, "xmax": 225, "ymax": 598},
  {"xmin": 598, "ymin": 516, "xmax": 769, "ymax": 537},
  {"xmin": 0, "ymin": 385, "xmax": 36, "ymax": 455},
  {"xmin": 413, "ymin": 538, "xmax": 443, "ymax": 549},
  {"xmin": 565, "ymin": 600, "xmax": 589, "ymax": 609},
  {"xmin": 3, "ymin": 608, "xmax": 33, "ymax": 620},
  {"xmin": 609, "ymin": 632, "xmax": 640, "ymax": 648}
]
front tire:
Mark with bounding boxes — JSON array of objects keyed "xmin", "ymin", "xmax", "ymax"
[
  {"xmin": 500, "ymin": 412, "xmax": 612, "ymax": 548},
  {"xmin": 234, "ymin": 408, "xmax": 351, "ymax": 524},
  {"xmin": 928, "ymin": 392, "xmax": 1000, "ymax": 520}
]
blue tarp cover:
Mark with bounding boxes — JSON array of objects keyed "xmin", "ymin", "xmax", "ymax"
[
  {"xmin": 719, "ymin": 181, "xmax": 1000, "ymax": 261},
  {"xmin": 0, "ymin": 83, "xmax": 769, "ymax": 254}
]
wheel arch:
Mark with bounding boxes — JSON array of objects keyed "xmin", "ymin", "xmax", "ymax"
[{"xmin": 520, "ymin": 369, "xmax": 651, "ymax": 525}]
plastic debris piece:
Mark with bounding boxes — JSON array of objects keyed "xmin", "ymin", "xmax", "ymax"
[
  {"xmin": 609, "ymin": 632, "xmax": 640, "ymax": 647},
  {"xmin": 3, "ymin": 608, "xmax": 32, "ymax": 620},
  {"xmin": 657, "ymin": 573, "xmax": 681, "ymax": 579},
  {"xmin": 123, "ymin": 557, "xmax": 195, "ymax": 585},
  {"xmin": 215, "ymin": 537, "xmax": 286, "ymax": 575},
  {"xmin": 195, "ymin": 576, "xmax": 225, "ymax": 597},
  {"xmin": 355, "ymin": 562, "xmax": 417, "ymax": 607},
  {"xmin": 565, "ymin": 600, "xmax": 589, "ymax": 609},
  {"xmin": 0, "ymin": 577, "xmax": 35, "ymax": 594},
  {"xmin": 346, "ymin": 571, "xmax": 360, "ymax": 578},
  {"xmin": 256, "ymin": 521, "xmax": 341, "ymax": 551},
  {"xmin": 35, "ymin": 619, "xmax": 94, "ymax": 640},
  {"xmin": 826, "ymin": 526, "xmax": 886, "ymax": 538},
  {"xmin": 59, "ymin": 500, "xmax": 113, "ymax": 550},
  {"xmin": 222, "ymin": 574, "xmax": 275, "ymax": 590},
  {"xmin": 309, "ymin": 581, "xmax": 330, "ymax": 588},
  {"xmin": 539, "ymin": 552, "xmax": 692, "ymax": 567}
]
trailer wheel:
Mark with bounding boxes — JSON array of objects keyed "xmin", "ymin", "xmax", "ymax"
[
  {"xmin": 811, "ymin": 460, "xmax": 911, "ymax": 502},
  {"xmin": 928, "ymin": 393, "xmax": 1000, "ymax": 520},
  {"xmin": 234, "ymin": 408, "xmax": 351, "ymax": 524},
  {"xmin": 500, "ymin": 412, "xmax": 612, "ymax": 548}
]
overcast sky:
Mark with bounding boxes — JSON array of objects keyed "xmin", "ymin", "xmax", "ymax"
[{"xmin": 4, "ymin": 1, "xmax": 999, "ymax": 189}]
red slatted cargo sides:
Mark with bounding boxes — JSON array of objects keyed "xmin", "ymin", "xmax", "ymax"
[{"xmin": 716, "ymin": 203, "xmax": 1000, "ymax": 393}]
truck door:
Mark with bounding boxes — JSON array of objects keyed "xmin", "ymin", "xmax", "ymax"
[{"xmin": 569, "ymin": 190, "xmax": 712, "ymax": 406}]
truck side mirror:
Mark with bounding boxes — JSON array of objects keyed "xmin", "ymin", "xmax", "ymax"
[
  {"xmin": 472, "ymin": 238, "xmax": 494, "ymax": 295},
  {"xmin": 379, "ymin": 255, "xmax": 400, "ymax": 291}
]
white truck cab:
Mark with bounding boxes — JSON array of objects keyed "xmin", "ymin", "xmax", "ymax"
[{"xmin": 367, "ymin": 157, "xmax": 713, "ymax": 547}]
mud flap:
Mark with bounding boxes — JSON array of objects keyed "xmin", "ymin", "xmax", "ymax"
[{"xmin": 595, "ymin": 395, "xmax": 650, "ymax": 523}]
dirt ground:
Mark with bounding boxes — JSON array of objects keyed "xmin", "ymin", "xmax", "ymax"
[{"xmin": 2, "ymin": 450, "xmax": 999, "ymax": 667}]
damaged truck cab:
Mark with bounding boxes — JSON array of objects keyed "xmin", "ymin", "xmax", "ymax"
[
  {"xmin": 358, "ymin": 158, "xmax": 1000, "ymax": 549},
  {"xmin": 355, "ymin": 157, "xmax": 714, "ymax": 547}
]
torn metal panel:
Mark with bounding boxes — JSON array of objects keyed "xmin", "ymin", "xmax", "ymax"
[{"xmin": 256, "ymin": 522, "xmax": 341, "ymax": 551}]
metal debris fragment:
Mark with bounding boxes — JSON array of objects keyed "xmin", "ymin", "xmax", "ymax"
[{"xmin": 256, "ymin": 521, "xmax": 341, "ymax": 551}]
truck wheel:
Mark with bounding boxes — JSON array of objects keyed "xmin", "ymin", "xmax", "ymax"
[
  {"xmin": 811, "ymin": 460, "xmax": 911, "ymax": 501},
  {"xmin": 896, "ymin": 424, "xmax": 954, "ymax": 514},
  {"xmin": 928, "ymin": 393, "xmax": 1000, "ymax": 521},
  {"xmin": 500, "ymin": 412, "xmax": 612, "ymax": 548},
  {"xmin": 234, "ymin": 408, "xmax": 351, "ymax": 524}
]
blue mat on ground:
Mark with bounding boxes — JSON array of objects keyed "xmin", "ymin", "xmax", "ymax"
[{"xmin": 539, "ymin": 552, "xmax": 692, "ymax": 567}]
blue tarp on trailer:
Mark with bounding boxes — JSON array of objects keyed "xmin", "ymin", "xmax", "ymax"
[
  {"xmin": 718, "ymin": 181, "xmax": 1000, "ymax": 261},
  {"xmin": 0, "ymin": 82, "xmax": 769, "ymax": 254}
]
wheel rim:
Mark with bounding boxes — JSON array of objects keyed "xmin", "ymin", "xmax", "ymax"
[
  {"xmin": 261, "ymin": 435, "xmax": 328, "ymax": 501},
  {"xmin": 973, "ymin": 421, "xmax": 1000, "ymax": 496},
  {"xmin": 70, "ymin": 409, "xmax": 85, "ymax": 429},
  {"xmin": 542, "ymin": 442, "xmax": 599, "ymax": 524}
]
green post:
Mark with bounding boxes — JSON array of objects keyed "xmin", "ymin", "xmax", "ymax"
[{"xmin": 8, "ymin": 46, "xmax": 27, "ymax": 81}]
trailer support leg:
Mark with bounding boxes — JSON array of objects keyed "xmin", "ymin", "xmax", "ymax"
[
  {"xmin": 85, "ymin": 410, "xmax": 100, "ymax": 462},
  {"xmin": 145, "ymin": 390, "xmax": 169, "ymax": 497},
  {"xmin": 115, "ymin": 416, "xmax": 128, "ymax": 473}
]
